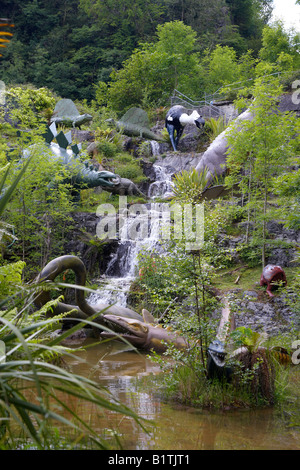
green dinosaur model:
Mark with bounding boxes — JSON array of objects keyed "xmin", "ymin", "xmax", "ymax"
[
  {"xmin": 50, "ymin": 98, "xmax": 92, "ymax": 128},
  {"xmin": 23, "ymin": 122, "xmax": 121, "ymax": 198},
  {"xmin": 107, "ymin": 107, "xmax": 164, "ymax": 141}
]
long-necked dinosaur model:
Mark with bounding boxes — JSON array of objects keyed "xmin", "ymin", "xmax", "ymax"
[
  {"xmin": 35, "ymin": 256, "xmax": 291, "ymax": 367},
  {"xmin": 34, "ymin": 255, "xmax": 188, "ymax": 351},
  {"xmin": 260, "ymin": 264, "xmax": 287, "ymax": 297},
  {"xmin": 35, "ymin": 255, "xmax": 143, "ymax": 324}
]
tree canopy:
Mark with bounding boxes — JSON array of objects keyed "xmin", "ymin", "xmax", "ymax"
[{"xmin": 1, "ymin": 0, "xmax": 275, "ymax": 101}]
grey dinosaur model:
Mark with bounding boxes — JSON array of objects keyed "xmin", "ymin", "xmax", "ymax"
[
  {"xmin": 195, "ymin": 108, "xmax": 254, "ymax": 185},
  {"xmin": 23, "ymin": 122, "xmax": 121, "ymax": 197}
]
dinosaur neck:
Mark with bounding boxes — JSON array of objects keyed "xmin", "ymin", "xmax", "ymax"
[
  {"xmin": 35, "ymin": 255, "xmax": 96, "ymax": 317},
  {"xmin": 179, "ymin": 110, "xmax": 199, "ymax": 126}
]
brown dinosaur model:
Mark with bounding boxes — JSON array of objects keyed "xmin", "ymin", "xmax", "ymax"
[
  {"xmin": 99, "ymin": 312, "xmax": 189, "ymax": 353},
  {"xmin": 260, "ymin": 264, "xmax": 287, "ymax": 297},
  {"xmin": 35, "ymin": 255, "xmax": 144, "ymax": 325}
]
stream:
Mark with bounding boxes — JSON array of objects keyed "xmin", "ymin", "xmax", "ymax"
[
  {"xmin": 71, "ymin": 152, "xmax": 300, "ymax": 450},
  {"xmin": 65, "ymin": 340, "xmax": 300, "ymax": 450}
]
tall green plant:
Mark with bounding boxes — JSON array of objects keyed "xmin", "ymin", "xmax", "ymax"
[
  {"xmin": 172, "ymin": 168, "xmax": 210, "ymax": 204},
  {"xmin": 3, "ymin": 140, "xmax": 75, "ymax": 275},
  {"xmin": 204, "ymin": 116, "xmax": 228, "ymax": 142},
  {"xmin": 225, "ymin": 71, "xmax": 300, "ymax": 267}
]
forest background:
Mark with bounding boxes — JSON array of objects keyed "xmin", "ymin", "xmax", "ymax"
[{"xmin": 1, "ymin": 0, "xmax": 300, "ymax": 109}]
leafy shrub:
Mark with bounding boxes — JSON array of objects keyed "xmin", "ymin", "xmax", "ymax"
[
  {"xmin": 5, "ymin": 85, "xmax": 56, "ymax": 128},
  {"xmin": 205, "ymin": 116, "xmax": 229, "ymax": 142},
  {"xmin": 172, "ymin": 168, "xmax": 210, "ymax": 204},
  {"xmin": 0, "ymin": 260, "xmax": 25, "ymax": 301},
  {"xmin": 96, "ymin": 140, "xmax": 120, "ymax": 159}
]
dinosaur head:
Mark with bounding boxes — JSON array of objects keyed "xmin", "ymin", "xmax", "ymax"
[
  {"xmin": 192, "ymin": 111, "xmax": 205, "ymax": 129},
  {"xmin": 97, "ymin": 171, "xmax": 121, "ymax": 187},
  {"xmin": 100, "ymin": 315, "xmax": 152, "ymax": 349},
  {"xmin": 208, "ymin": 338, "xmax": 227, "ymax": 367},
  {"xmin": 99, "ymin": 314, "xmax": 188, "ymax": 353}
]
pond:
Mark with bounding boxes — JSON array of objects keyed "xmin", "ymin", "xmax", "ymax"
[{"xmin": 64, "ymin": 339, "xmax": 300, "ymax": 451}]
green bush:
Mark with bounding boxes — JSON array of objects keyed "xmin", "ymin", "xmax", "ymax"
[{"xmin": 5, "ymin": 85, "xmax": 56, "ymax": 128}]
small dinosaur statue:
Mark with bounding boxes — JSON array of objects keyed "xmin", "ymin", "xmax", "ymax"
[
  {"xmin": 106, "ymin": 107, "xmax": 164, "ymax": 142},
  {"xmin": 50, "ymin": 99, "xmax": 92, "ymax": 128},
  {"xmin": 260, "ymin": 264, "xmax": 287, "ymax": 297},
  {"xmin": 207, "ymin": 295, "xmax": 291, "ymax": 383}
]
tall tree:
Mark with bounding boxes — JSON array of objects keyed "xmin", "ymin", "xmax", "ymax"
[
  {"xmin": 104, "ymin": 21, "xmax": 205, "ymax": 111},
  {"xmin": 225, "ymin": 70, "xmax": 299, "ymax": 267}
]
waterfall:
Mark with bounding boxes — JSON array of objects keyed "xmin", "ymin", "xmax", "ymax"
[
  {"xmin": 148, "ymin": 164, "xmax": 174, "ymax": 199},
  {"xmin": 150, "ymin": 140, "xmax": 161, "ymax": 156},
  {"xmin": 89, "ymin": 164, "xmax": 174, "ymax": 308}
]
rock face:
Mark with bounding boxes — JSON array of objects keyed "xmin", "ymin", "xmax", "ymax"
[
  {"xmin": 63, "ymin": 211, "xmax": 118, "ymax": 276},
  {"xmin": 217, "ymin": 220, "xmax": 300, "ymax": 268},
  {"xmin": 229, "ymin": 291, "xmax": 298, "ymax": 336}
]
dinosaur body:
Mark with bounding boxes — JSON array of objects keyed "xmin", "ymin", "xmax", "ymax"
[
  {"xmin": 34, "ymin": 255, "xmax": 187, "ymax": 351},
  {"xmin": 165, "ymin": 105, "xmax": 205, "ymax": 151},
  {"xmin": 107, "ymin": 107, "xmax": 163, "ymax": 142},
  {"xmin": 21, "ymin": 122, "xmax": 121, "ymax": 200},
  {"xmin": 50, "ymin": 99, "xmax": 92, "ymax": 128},
  {"xmin": 114, "ymin": 120, "xmax": 164, "ymax": 141},
  {"xmin": 260, "ymin": 264, "xmax": 287, "ymax": 297},
  {"xmin": 35, "ymin": 255, "xmax": 143, "ymax": 324},
  {"xmin": 99, "ymin": 314, "xmax": 189, "ymax": 353},
  {"xmin": 195, "ymin": 108, "xmax": 253, "ymax": 184}
]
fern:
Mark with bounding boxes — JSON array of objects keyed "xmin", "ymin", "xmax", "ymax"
[{"xmin": 205, "ymin": 116, "xmax": 229, "ymax": 142}]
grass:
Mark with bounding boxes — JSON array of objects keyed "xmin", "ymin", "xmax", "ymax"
[
  {"xmin": 212, "ymin": 264, "xmax": 299, "ymax": 293},
  {"xmin": 145, "ymin": 359, "xmax": 292, "ymax": 410}
]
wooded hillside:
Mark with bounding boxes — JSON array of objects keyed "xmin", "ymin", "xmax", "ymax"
[{"xmin": 1, "ymin": 0, "xmax": 275, "ymax": 101}]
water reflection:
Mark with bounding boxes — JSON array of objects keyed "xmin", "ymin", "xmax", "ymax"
[{"xmin": 64, "ymin": 341, "xmax": 300, "ymax": 450}]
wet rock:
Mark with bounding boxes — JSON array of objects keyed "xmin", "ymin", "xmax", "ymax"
[
  {"xmin": 63, "ymin": 211, "xmax": 118, "ymax": 276},
  {"xmin": 153, "ymin": 153, "xmax": 203, "ymax": 174}
]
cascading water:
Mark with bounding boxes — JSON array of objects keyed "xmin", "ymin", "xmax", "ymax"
[
  {"xmin": 147, "ymin": 164, "xmax": 174, "ymax": 199},
  {"xmin": 89, "ymin": 146, "xmax": 174, "ymax": 308}
]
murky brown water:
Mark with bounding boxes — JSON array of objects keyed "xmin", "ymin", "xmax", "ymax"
[{"xmin": 64, "ymin": 340, "xmax": 300, "ymax": 450}]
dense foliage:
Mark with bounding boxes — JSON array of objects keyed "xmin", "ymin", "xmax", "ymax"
[
  {"xmin": 1, "ymin": 0, "xmax": 276, "ymax": 102},
  {"xmin": 0, "ymin": 0, "xmax": 300, "ymax": 447}
]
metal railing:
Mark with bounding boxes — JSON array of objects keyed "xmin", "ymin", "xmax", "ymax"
[
  {"xmin": 170, "ymin": 69, "xmax": 299, "ymax": 117},
  {"xmin": 170, "ymin": 90, "xmax": 222, "ymax": 118}
]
